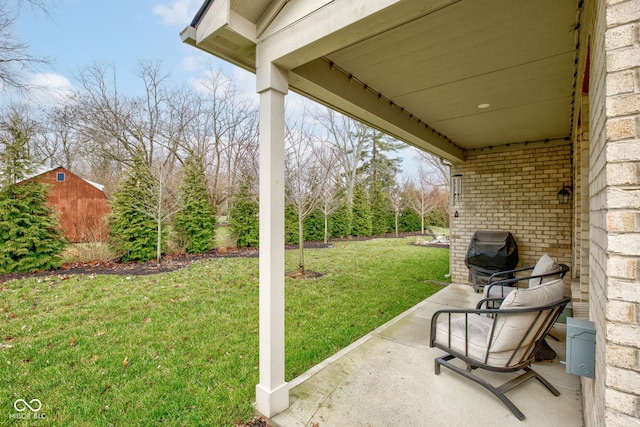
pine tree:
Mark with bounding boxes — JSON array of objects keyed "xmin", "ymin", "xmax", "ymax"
[
  {"xmin": 351, "ymin": 180, "xmax": 372, "ymax": 237},
  {"xmin": 370, "ymin": 181, "xmax": 394, "ymax": 235},
  {"xmin": 107, "ymin": 155, "xmax": 159, "ymax": 262},
  {"xmin": 173, "ymin": 157, "xmax": 217, "ymax": 253},
  {"xmin": 0, "ymin": 111, "xmax": 66, "ymax": 273},
  {"xmin": 229, "ymin": 181, "xmax": 259, "ymax": 247}
]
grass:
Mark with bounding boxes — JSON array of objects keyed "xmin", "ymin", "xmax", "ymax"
[{"xmin": 0, "ymin": 237, "xmax": 449, "ymax": 426}]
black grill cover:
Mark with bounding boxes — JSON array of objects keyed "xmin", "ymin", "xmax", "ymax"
[{"xmin": 465, "ymin": 231, "xmax": 519, "ymax": 271}]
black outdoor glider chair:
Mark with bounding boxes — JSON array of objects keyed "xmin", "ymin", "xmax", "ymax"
[{"xmin": 429, "ymin": 278, "xmax": 570, "ymax": 421}]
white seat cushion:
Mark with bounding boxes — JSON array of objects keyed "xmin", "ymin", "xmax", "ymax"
[
  {"xmin": 435, "ymin": 313, "xmax": 493, "ymax": 361},
  {"xmin": 435, "ymin": 279, "xmax": 565, "ymax": 367},
  {"xmin": 434, "ymin": 314, "xmax": 530, "ymax": 366}
]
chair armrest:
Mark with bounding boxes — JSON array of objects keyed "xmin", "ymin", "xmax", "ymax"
[
  {"xmin": 484, "ymin": 276, "xmax": 531, "ymax": 298},
  {"xmin": 476, "ymin": 298, "xmax": 506, "ymax": 309},
  {"xmin": 557, "ymin": 263, "xmax": 570, "ymax": 277}
]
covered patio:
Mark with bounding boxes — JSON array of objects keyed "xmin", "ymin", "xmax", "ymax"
[
  {"xmin": 182, "ymin": 0, "xmax": 640, "ymax": 425},
  {"xmin": 270, "ymin": 283, "xmax": 583, "ymax": 426}
]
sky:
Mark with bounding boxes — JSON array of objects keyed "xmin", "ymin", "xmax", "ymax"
[
  {"xmin": 10, "ymin": 0, "xmax": 420, "ymax": 172},
  {"xmin": 11, "ymin": 0, "xmax": 257, "ymax": 105}
]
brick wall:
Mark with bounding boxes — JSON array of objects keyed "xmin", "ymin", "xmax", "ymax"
[
  {"xmin": 585, "ymin": 0, "xmax": 640, "ymax": 426},
  {"xmin": 583, "ymin": 0, "xmax": 607, "ymax": 423},
  {"xmin": 449, "ymin": 141, "xmax": 573, "ymax": 286}
]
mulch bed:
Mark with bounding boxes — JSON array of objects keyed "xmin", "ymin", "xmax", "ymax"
[
  {"xmin": 233, "ymin": 417, "xmax": 270, "ymax": 427},
  {"xmin": 0, "ymin": 242, "xmax": 335, "ymax": 284},
  {"xmin": 0, "ymin": 233, "xmax": 441, "ymax": 284}
]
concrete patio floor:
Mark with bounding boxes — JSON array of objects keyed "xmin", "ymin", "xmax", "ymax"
[{"xmin": 268, "ymin": 283, "xmax": 583, "ymax": 427}]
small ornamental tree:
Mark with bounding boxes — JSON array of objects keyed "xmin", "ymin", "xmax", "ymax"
[
  {"xmin": 0, "ymin": 111, "xmax": 66, "ymax": 273},
  {"xmin": 173, "ymin": 157, "xmax": 217, "ymax": 253},
  {"xmin": 107, "ymin": 156, "xmax": 159, "ymax": 262},
  {"xmin": 229, "ymin": 181, "xmax": 259, "ymax": 247}
]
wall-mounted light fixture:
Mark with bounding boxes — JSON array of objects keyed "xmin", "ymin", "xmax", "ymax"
[
  {"xmin": 557, "ymin": 183, "xmax": 572, "ymax": 204},
  {"xmin": 452, "ymin": 174, "xmax": 462, "ymax": 207}
]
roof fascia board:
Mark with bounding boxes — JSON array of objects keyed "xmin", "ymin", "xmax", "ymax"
[
  {"xmin": 181, "ymin": 0, "xmax": 257, "ymax": 72},
  {"xmin": 195, "ymin": 0, "xmax": 255, "ymax": 43},
  {"xmin": 290, "ymin": 59, "xmax": 465, "ymax": 162},
  {"xmin": 194, "ymin": 0, "xmax": 231, "ymax": 44}
]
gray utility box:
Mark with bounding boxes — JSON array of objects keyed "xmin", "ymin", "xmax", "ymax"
[{"xmin": 566, "ymin": 317, "xmax": 596, "ymax": 378}]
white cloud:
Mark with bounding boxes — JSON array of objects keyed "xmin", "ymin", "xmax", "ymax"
[
  {"xmin": 180, "ymin": 55, "xmax": 203, "ymax": 73},
  {"xmin": 26, "ymin": 73, "xmax": 75, "ymax": 106},
  {"xmin": 153, "ymin": 0, "xmax": 201, "ymax": 26}
]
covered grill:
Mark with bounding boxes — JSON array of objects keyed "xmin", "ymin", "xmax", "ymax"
[{"xmin": 465, "ymin": 231, "xmax": 519, "ymax": 292}]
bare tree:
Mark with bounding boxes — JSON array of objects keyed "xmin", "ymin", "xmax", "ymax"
[
  {"xmin": 189, "ymin": 66, "xmax": 259, "ymax": 211},
  {"xmin": 35, "ymin": 104, "xmax": 80, "ymax": 168},
  {"xmin": 406, "ymin": 160, "xmax": 440, "ymax": 234},
  {"xmin": 147, "ymin": 161, "xmax": 183, "ymax": 264},
  {"xmin": 415, "ymin": 150, "xmax": 451, "ymax": 221},
  {"xmin": 415, "ymin": 149, "xmax": 450, "ymax": 188},
  {"xmin": 71, "ymin": 61, "xmax": 176, "ymax": 169},
  {"xmin": 316, "ymin": 145, "xmax": 341, "ymax": 244},
  {"xmin": 389, "ymin": 182, "xmax": 406, "ymax": 237},
  {"xmin": 0, "ymin": 1, "xmax": 54, "ymax": 91},
  {"xmin": 316, "ymin": 108, "xmax": 369, "ymax": 211},
  {"xmin": 128, "ymin": 156, "xmax": 183, "ymax": 264},
  {"xmin": 285, "ymin": 115, "xmax": 335, "ymax": 273}
]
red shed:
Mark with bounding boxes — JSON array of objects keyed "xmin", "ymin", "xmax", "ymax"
[{"xmin": 22, "ymin": 166, "xmax": 111, "ymax": 243}]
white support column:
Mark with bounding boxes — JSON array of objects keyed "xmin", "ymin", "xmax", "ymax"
[{"xmin": 255, "ymin": 61, "xmax": 289, "ymax": 418}]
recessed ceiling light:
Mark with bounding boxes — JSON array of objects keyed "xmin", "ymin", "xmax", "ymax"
[{"xmin": 478, "ymin": 103, "xmax": 490, "ymax": 109}]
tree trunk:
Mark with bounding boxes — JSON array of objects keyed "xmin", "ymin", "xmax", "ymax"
[
  {"xmin": 324, "ymin": 214, "xmax": 329, "ymax": 244},
  {"xmin": 395, "ymin": 211, "xmax": 399, "ymax": 237},
  {"xmin": 157, "ymin": 220, "xmax": 162, "ymax": 265},
  {"xmin": 298, "ymin": 214, "xmax": 305, "ymax": 273}
]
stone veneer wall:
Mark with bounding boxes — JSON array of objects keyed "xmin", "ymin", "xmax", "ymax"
[
  {"xmin": 449, "ymin": 142, "xmax": 573, "ymax": 286},
  {"xmin": 583, "ymin": 0, "xmax": 640, "ymax": 426}
]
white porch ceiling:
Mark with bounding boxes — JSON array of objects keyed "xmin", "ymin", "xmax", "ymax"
[{"xmin": 184, "ymin": 0, "xmax": 582, "ymax": 162}]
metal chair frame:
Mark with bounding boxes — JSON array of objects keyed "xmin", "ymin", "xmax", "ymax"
[
  {"xmin": 484, "ymin": 263, "xmax": 570, "ymax": 299},
  {"xmin": 429, "ymin": 297, "xmax": 571, "ymax": 421}
]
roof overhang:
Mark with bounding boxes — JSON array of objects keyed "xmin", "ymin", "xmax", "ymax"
[{"xmin": 182, "ymin": 0, "xmax": 582, "ymax": 163}]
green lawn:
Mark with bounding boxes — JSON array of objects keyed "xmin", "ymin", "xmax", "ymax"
[{"xmin": 0, "ymin": 237, "xmax": 449, "ymax": 426}]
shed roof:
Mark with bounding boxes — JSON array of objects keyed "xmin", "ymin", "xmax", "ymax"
[{"xmin": 21, "ymin": 165, "xmax": 106, "ymax": 192}]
